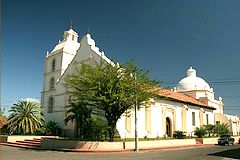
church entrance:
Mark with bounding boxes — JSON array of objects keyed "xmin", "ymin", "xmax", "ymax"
[{"xmin": 166, "ymin": 117, "xmax": 171, "ymax": 137}]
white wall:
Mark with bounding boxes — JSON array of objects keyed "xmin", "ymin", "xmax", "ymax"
[
  {"xmin": 116, "ymin": 99, "xmax": 215, "ymax": 138},
  {"xmin": 150, "ymin": 103, "xmax": 162, "ymax": 137}
]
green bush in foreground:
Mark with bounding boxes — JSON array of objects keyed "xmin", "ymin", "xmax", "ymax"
[
  {"xmin": 173, "ymin": 130, "xmax": 186, "ymax": 139},
  {"xmin": 194, "ymin": 126, "xmax": 206, "ymax": 138}
]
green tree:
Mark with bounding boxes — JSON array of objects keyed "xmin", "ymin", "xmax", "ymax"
[
  {"xmin": 0, "ymin": 108, "xmax": 8, "ymax": 134},
  {"xmin": 64, "ymin": 102, "xmax": 92, "ymax": 138},
  {"xmin": 214, "ymin": 123, "xmax": 230, "ymax": 136},
  {"xmin": 65, "ymin": 60, "xmax": 159, "ymax": 141},
  {"xmin": 0, "ymin": 108, "xmax": 8, "ymax": 128},
  {"xmin": 8, "ymin": 100, "xmax": 44, "ymax": 134}
]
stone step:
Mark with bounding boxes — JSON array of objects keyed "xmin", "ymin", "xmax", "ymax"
[
  {"xmin": 16, "ymin": 140, "xmax": 41, "ymax": 144},
  {"xmin": 33, "ymin": 138, "xmax": 42, "ymax": 141},
  {"xmin": 1, "ymin": 142, "xmax": 40, "ymax": 149},
  {"xmin": 0, "ymin": 137, "xmax": 44, "ymax": 149},
  {"xmin": 14, "ymin": 141, "xmax": 41, "ymax": 145},
  {"xmin": 7, "ymin": 141, "xmax": 40, "ymax": 147},
  {"xmin": 25, "ymin": 139, "xmax": 41, "ymax": 142}
]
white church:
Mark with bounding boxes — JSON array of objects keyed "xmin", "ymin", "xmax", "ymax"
[{"xmin": 41, "ymin": 28, "xmax": 240, "ymax": 138}]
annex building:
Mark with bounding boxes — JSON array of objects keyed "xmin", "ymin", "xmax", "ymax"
[{"xmin": 41, "ymin": 28, "xmax": 240, "ymax": 138}]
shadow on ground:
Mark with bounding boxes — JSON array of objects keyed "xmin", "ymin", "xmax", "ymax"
[{"xmin": 208, "ymin": 147, "xmax": 240, "ymax": 159}]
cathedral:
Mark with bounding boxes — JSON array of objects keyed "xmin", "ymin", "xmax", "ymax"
[{"xmin": 41, "ymin": 28, "xmax": 240, "ymax": 138}]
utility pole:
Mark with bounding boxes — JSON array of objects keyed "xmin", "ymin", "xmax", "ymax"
[
  {"xmin": 134, "ymin": 73, "xmax": 139, "ymax": 152},
  {"xmin": 0, "ymin": 0, "xmax": 2, "ymax": 136},
  {"xmin": 0, "ymin": 0, "xmax": 2, "ymax": 112}
]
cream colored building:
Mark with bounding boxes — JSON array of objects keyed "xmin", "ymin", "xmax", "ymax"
[
  {"xmin": 41, "ymin": 28, "xmax": 239, "ymax": 137},
  {"xmin": 175, "ymin": 68, "xmax": 240, "ymax": 136}
]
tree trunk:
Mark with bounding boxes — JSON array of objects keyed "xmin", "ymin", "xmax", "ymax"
[
  {"xmin": 75, "ymin": 120, "xmax": 79, "ymax": 138},
  {"xmin": 108, "ymin": 125, "xmax": 116, "ymax": 142}
]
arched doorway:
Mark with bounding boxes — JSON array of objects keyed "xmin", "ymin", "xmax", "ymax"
[{"xmin": 166, "ymin": 117, "xmax": 171, "ymax": 137}]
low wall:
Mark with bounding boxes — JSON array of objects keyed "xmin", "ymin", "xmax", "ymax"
[
  {"xmin": 202, "ymin": 137, "xmax": 218, "ymax": 144},
  {"xmin": 42, "ymin": 136, "xmax": 240, "ymax": 151},
  {"xmin": 41, "ymin": 140, "xmax": 124, "ymax": 150},
  {"xmin": 0, "ymin": 135, "xmax": 59, "ymax": 143},
  {"xmin": 41, "ymin": 139, "xmax": 196, "ymax": 150}
]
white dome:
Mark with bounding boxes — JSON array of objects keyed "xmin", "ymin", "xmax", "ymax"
[{"xmin": 176, "ymin": 67, "xmax": 211, "ymax": 91}]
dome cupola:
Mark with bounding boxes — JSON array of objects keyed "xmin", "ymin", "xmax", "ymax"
[{"xmin": 176, "ymin": 67, "xmax": 211, "ymax": 92}]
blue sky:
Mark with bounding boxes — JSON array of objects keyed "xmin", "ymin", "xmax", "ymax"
[{"xmin": 2, "ymin": 0, "xmax": 240, "ymax": 116}]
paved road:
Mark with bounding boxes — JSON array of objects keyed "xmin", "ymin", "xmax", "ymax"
[{"xmin": 1, "ymin": 144, "xmax": 240, "ymax": 160}]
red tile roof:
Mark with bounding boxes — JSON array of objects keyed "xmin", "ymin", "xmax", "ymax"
[{"xmin": 152, "ymin": 88, "xmax": 215, "ymax": 110}]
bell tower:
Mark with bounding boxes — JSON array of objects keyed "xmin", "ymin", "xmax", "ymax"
[
  {"xmin": 41, "ymin": 28, "xmax": 80, "ymax": 116},
  {"xmin": 63, "ymin": 29, "xmax": 78, "ymax": 43}
]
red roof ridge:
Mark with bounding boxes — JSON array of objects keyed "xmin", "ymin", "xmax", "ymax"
[{"xmin": 151, "ymin": 87, "xmax": 215, "ymax": 110}]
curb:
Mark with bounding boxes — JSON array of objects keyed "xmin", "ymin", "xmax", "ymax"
[
  {"xmin": 72, "ymin": 144, "xmax": 214, "ymax": 153},
  {"xmin": 2, "ymin": 143, "xmax": 215, "ymax": 153}
]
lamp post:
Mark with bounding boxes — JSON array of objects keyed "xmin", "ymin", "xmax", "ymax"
[{"xmin": 134, "ymin": 73, "xmax": 139, "ymax": 152}]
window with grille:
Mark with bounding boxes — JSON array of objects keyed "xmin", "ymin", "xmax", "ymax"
[
  {"xmin": 206, "ymin": 114, "xmax": 209, "ymax": 125},
  {"xmin": 52, "ymin": 59, "xmax": 56, "ymax": 71},
  {"xmin": 50, "ymin": 77, "xmax": 55, "ymax": 90},
  {"xmin": 192, "ymin": 112, "xmax": 196, "ymax": 126},
  {"xmin": 48, "ymin": 97, "xmax": 54, "ymax": 113}
]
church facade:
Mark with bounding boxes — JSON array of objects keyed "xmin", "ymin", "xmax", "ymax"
[{"xmin": 41, "ymin": 28, "xmax": 240, "ymax": 137}]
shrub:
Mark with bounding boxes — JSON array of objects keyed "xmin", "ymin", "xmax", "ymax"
[
  {"xmin": 204, "ymin": 124, "xmax": 215, "ymax": 137},
  {"xmin": 45, "ymin": 121, "xmax": 61, "ymax": 136},
  {"xmin": 36, "ymin": 121, "xmax": 61, "ymax": 136},
  {"xmin": 173, "ymin": 131, "xmax": 186, "ymax": 139},
  {"xmin": 194, "ymin": 126, "xmax": 206, "ymax": 138},
  {"xmin": 1, "ymin": 124, "xmax": 10, "ymax": 135}
]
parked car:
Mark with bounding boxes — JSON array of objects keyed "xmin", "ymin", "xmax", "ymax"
[
  {"xmin": 238, "ymin": 138, "xmax": 240, "ymax": 144},
  {"xmin": 218, "ymin": 134, "xmax": 235, "ymax": 145}
]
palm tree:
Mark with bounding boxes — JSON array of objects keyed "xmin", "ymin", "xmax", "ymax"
[
  {"xmin": 64, "ymin": 102, "xmax": 92, "ymax": 138},
  {"xmin": 214, "ymin": 123, "xmax": 230, "ymax": 136},
  {"xmin": 8, "ymin": 100, "xmax": 44, "ymax": 134}
]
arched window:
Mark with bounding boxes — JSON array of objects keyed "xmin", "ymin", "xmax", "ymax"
[
  {"xmin": 48, "ymin": 97, "xmax": 54, "ymax": 113},
  {"xmin": 50, "ymin": 77, "xmax": 55, "ymax": 90},
  {"xmin": 52, "ymin": 59, "xmax": 56, "ymax": 71}
]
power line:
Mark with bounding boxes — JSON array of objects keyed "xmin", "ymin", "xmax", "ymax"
[
  {"xmin": 162, "ymin": 79, "xmax": 240, "ymax": 85},
  {"xmin": 224, "ymin": 106, "xmax": 240, "ymax": 108},
  {"xmin": 220, "ymin": 96, "xmax": 240, "ymax": 97}
]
